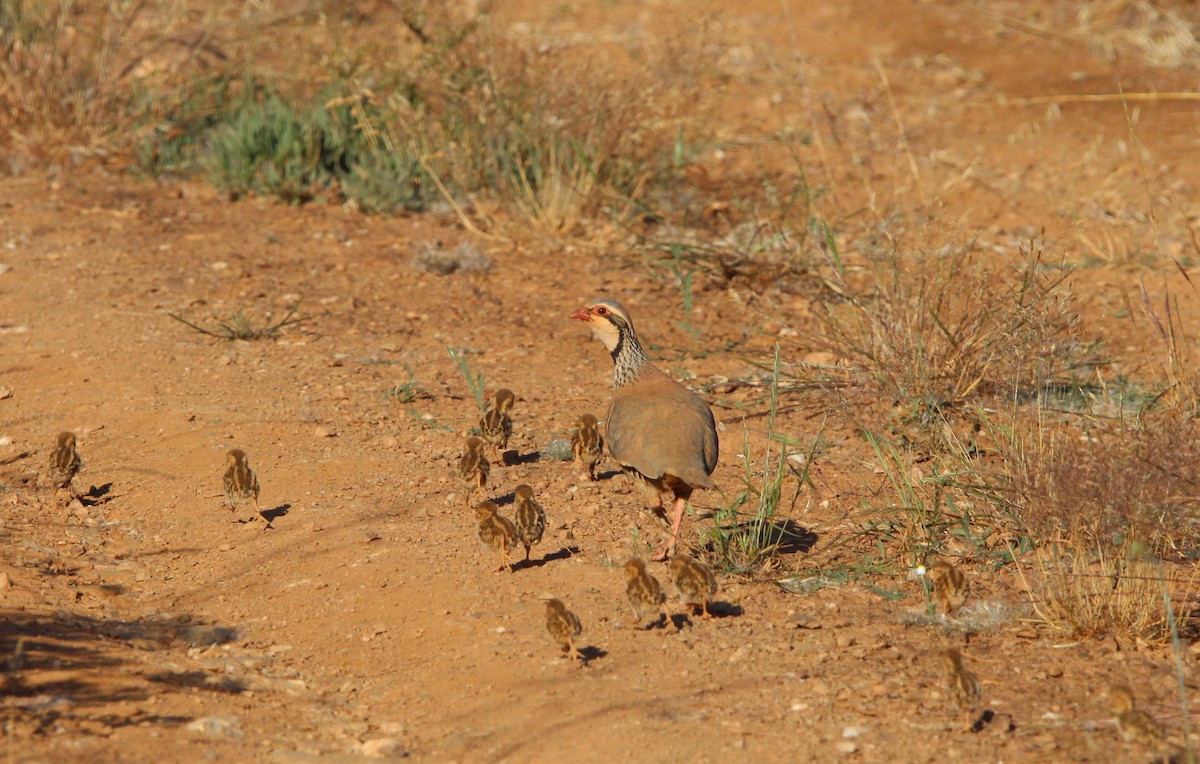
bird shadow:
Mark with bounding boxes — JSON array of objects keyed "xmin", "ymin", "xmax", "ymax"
[
  {"xmin": 79, "ymin": 483, "xmax": 115, "ymax": 507},
  {"xmin": 512, "ymin": 546, "xmax": 578, "ymax": 571},
  {"xmin": 674, "ymin": 601, "xmax": 743, "ymax": 628},
  {"xmin": 577, "ymin": 645, "xmax": 606, "ymax": 663},
  {"xmin": 505, "ymin": 450, "xmax": 540, "ymax": 466},
  {"xmin": 262, "ymin": 504, "xmax": 291, "ymax": 523}
]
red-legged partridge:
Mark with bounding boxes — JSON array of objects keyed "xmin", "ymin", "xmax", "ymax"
[
  {"xmin": 513, "ymin": 484, "xmax": 546, "ymax": 563},
  {"xmin": 542, "ymin": 597, "xmax": 583, "ymax": 660},
  {"xmin": 1108, "ymin": 684, "xmax": 1165, "ymax": 750},
  {"xmin": 571, "ymin": 298, "xmax": 718, "ymax": 560},
  {"xmin": 571, "ymin": 413, "xmax": 604, "ymax": 481},
  {"xmin": 669, "ymin": 554, "xmax": 717, "ymax": 619},
  {"xmin": 925, "ymin": 560, "xmax": 968, "ymax": 615},
  {"xmin": 941, "ymin": 648, "xmax": 982, "ymax": 731},
  {"xmin": 47, "ymin": 431, "xmax": 81, "ymax": 501},
  {"xmin": 224, "ymin": 448, "xmax": 269, "ymax": 527},
  {"xmin": 475, "ymin": 500, "xmax": 518, "ymax": 572},
  {"xmin": 479, "ymin": 388, "xmax": 515, "ymax": 459},
  {"xmin": 458, "ymin": 436, "xmax": 490, "ymax": 506},
  {"xmin": 624, "ymin": 558, "xmax": 675, "ymax": 631}
]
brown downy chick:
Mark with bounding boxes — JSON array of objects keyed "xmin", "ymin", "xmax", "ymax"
[
  {"xmin": 513, "ymin": 484, "xmax": 546, "ymax": 562},
  {"xmin": 669, "ymin": 554, "xmax": 717, "ymax": 619},
  {"xmin": 475, "ymin": 500, "xmax": 518, "ymax": 572},
  {"xmin": 224, "ymin": 448, "xmax": 269, "ymax": 527},
  {"xmin": 571, "ymin": 413, "xmax": 604, "ymax": 481},
  {"xmin": 1108, "ymin": 684, "xmax": 1165, "ymax": 749},
  {"xmin": 926, "ymin": 561, "xmax": 969, "ymax": 615},
  {"xmin": 543, "ymin": 597, "xmax": 583, "ymax": 660},
  {"xmin": 458, "ymin": 437, "xmax": 490, "ymax": 505},
  {"xmin": 47, "ymin": 431, "xmax": 82, "ymax": 501},
  {"xmin": 479, "ymin": 388, "xmax": 515, "ymax": 458},
  {"xmin": 942, "ymin": 648, "xmax": 982, "ymax": 731},
  {"xmin": 624, "ymin": 558, "xmax": 675, "ymax": 631}
]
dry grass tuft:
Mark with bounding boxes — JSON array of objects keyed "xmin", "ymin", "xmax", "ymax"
[{"xmin": 816, "ymin": 243, "xmax": 1090, "ymax": 418}]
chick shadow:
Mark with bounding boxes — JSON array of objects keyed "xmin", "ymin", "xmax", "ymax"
[
  {"xmin": 79, "ymin": 483, "xmax": 115, "ymax": 507},
  {"xmin": 511, "ymin": 546, "xmax": 578, "ymax": 572},
  {"xmin": 671, "ymin": 601, "xmax": 744, "ymax": 629},
  {"xmin": 577, "ymin": 645, "xmax": 606, "ymax": 663},
  {"xmin": 504, "ymin": 450, "xmax": 540, "ymax": 466},
  {"xmin": 261, "ymin": 504, "xmax": 291, "ymax": 524}
]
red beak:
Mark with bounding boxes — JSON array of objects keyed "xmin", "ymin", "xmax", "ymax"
[{"xmin": 569, "ymin": 307, "xmax": 591, "ymax": 321}]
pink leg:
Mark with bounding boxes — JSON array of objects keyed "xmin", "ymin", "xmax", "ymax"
[{"xmin": 652, "ymin": 496, "xmax": 688, "ymax": 561}]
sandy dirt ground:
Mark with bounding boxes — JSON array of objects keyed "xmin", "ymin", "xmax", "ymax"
[{"xmin": 2, "ymin": 1, "xmax": 1200, "ymax": 761}]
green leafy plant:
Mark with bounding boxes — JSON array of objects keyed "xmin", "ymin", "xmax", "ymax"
[{"xmin": 447, "ymin": 346, "xmax": 486, "ymax": 412}]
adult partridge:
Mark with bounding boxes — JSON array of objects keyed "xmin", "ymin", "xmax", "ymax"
[{"xmin": 571, "ymin": 298, "xmax": 718, "ymax": 560}]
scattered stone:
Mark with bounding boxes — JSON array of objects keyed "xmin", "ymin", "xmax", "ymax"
[
  {"xmin": 0, "ymin": 388, "xmax": 11, "ymax": 400},
  {"xmin": 360, "ymin": 737, "xmax": 407, "ymax": 758},
  {"xmin": 834, "ymin": 741, "xmax": 857, "ymax": 754},
  {"xmin": 314, "ymin": 426, "xmax": 335, "ymax": 438},
  {"xmin": 0, "ymin": 572, "xmax": 11, "ymax": 590},
  {"xmin": 186, "ymin": 716, "xmax": 242, "ymax": 737},
  {"xmin": 178, "ymin": 624, "xmax": 237, "ymax": 647}
]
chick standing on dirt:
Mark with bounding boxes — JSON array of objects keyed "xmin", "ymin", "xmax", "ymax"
[
  {"xmin": 941, "ymin": 648, "xmax": 981, "ymax": 731},
  {"xmin": 669, "ymin": 554, "xmax": 717, "ymax": 619},
  {"xmin": 458, "ymin": 436, "xmax": 489, "ymax": 506},
  {"xmin": 624, "ymin": 558, "xmax": 675, "ymax": 631},
  {"xmin": 542, "ymin": 596, "xmax": 583, "ymax": 660},
  {"xmin": 925, "ymin": 560, "xmax": 969, "ymax": 615},
  {"xmin": 475, "ymin": 500, "xmax": 518, "ymax": 572},
  {"xmin": 47, "ymin": 431, "xmax": 82, "ymax": 502},
  {"xmin": 513, "ymin": 484, "xmax": 546, "ymax": 563},
  {"xmin": 224, "ymin": 448, "xmax": 270, "ymax": 527}
]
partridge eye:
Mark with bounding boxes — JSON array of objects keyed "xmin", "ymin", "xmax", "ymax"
[{"xmin": 595, "ymin": 307, "xmax": 607, "ymax": 315}]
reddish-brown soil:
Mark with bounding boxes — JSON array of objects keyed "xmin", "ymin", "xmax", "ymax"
[{"xmin": 3, "ymin": 1, "xmax": 1200, "ymax": 762}]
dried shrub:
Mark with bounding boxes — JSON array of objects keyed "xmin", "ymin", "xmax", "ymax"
[{"xmin": 817, "ymin": 244, "xmax": 1090, "ymax": 415}]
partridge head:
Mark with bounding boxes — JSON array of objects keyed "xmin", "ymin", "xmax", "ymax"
[
  {"xmin": 925, "ymin": 560, "xmax": 969, "ymax": 615},
  {"xmin": 571, "ymin": 298, "xmax": 718, "ymax": 560},
  {"xmin": 475, "ymin": 500, "xmax": 518, "ymax": 572},
  {"xmin": 1107, "ymin": 684, "xmax": 1164, "ymax": 748},
  {"xmin": 668, "ymin": 554, "xmax": 717, "ymax": 619},
  {"xmin": 624, "ymin": 558, "xmax": 674, "ymax": 631},
  {"xmin": 224, "ymin": 448, "xmax": 269, "ymax": 527},
  {"xmin": 479, "ymin": 388, "xmax": 515, "ymax": 458},
  {"xmin": 513, "ymin": 484, "xmax": 546, "ymax": 563},
  {"xmin": 541, "ymin": 596, "xmax": 583, "ymax": 660},
  {"xmin": 47, "ymin": 431, "xmax": 82, "ymax": 500},
  {"xmin": 941, "ymin": 648, "xmax": 982, "ymax": 731},
  {"xmin": 571, "ymin": 413, "xmax": 604, "ymax": 481},
  {"xmin": 458, "ymin": 436, "xmax": 490, "ymax": 505}
]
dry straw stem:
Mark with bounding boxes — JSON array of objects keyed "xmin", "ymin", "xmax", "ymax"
[
  {"xmin": 1015, "ymin": 537, "xmax": 1198, "ymax": 643},
  {"xmin": 1000, "ymin": 92, "xmax": 1200, "ymax": 106}
]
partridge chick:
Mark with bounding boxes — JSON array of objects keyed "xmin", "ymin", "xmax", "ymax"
[
  {"xmin": 669, "ymin": 554, "xmax": 717, "ymax": 619},
  {"xmin": 572, "ymin": 299, "xmax": 718, "ymax": 560},
  {"xmin": 941, "ymin": 648, "xmax": 982, "ymax": 731},
  {"xmin": 542, "ymin": 597, "xmax": 583, "ymax": 660},
  {"xmin": 458, "ymin": 437, "xmax": 490, "ymax": 506},
  {"xmin": 513, "ymin": 484, "xmax": 546, "ymax": 563},
  {"xmin": 1108, "ymin": 684, "xmax": 1165, "ymax": 749},
  {"xmin": 479, "ymin": 388, "xmax": 515, "ymax": 459},
  {"xmin": 624, "ymin": 558, "xmax": 674, "ymax": 631},
  {"xmin": 47, "ymin": 431, "xmax": 82, "ymax": 501},
  {"xmin": 571, "ymin": 413, "xmax": 604, "ymax": 481},
  {"xmin": 925, "ymin": 560, "xmax": 969, "ymax": 615},
  {"xmin": 224, "ymin": 449, "xmax": 269, "ymax": 527},
  {"xmin": 475, "ymin": 500, "xmax": 518, "ymax": 572}
]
